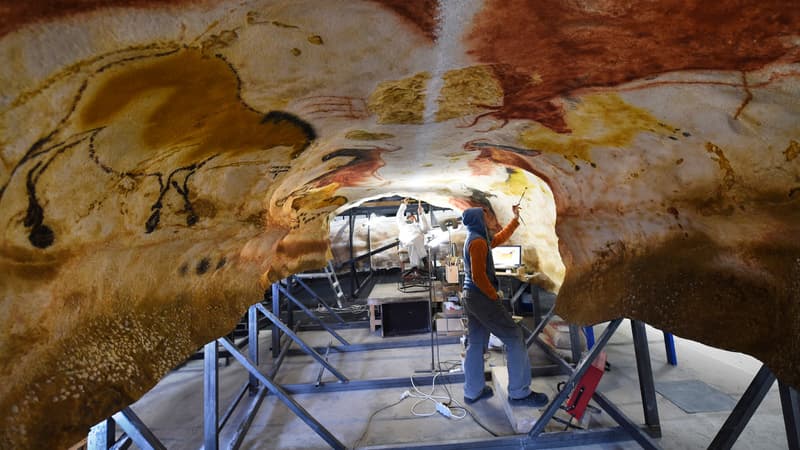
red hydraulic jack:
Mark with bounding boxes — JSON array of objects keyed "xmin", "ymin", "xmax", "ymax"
[{"xmin": 555, "ymin": 351, "xmax": 608, "ymax": 429}]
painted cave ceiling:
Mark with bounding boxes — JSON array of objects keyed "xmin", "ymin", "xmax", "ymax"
[{"xmin": 1, "ymin": 0, "xmax": 799, "ymax": 448}]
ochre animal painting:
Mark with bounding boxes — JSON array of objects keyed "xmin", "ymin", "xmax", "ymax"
[{"xmin": 1, "ymin": 1, "xmax": 799, "ymax": 448}]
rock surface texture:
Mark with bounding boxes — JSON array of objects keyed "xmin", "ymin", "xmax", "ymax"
[{"xmin": 1, "ymin": 1, "xmax": 799, "ymax": 448}]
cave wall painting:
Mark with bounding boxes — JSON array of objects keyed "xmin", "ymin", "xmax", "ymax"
[
  {"xmin": 0, "ymin": 1, "xmax": 799, "ymax": 448},
  {"xmin": 3, "ymin": 47, "xmax": 317, "ymax": 250}
]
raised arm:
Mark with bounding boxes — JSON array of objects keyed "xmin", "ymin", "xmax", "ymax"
[
  {"xmin": 418, "ymin": 203, "xmax": 430, "ymax": 233},
  {"xmin": 491, "ymin": 205, "xmax": 521, "ymax": 248},
  {"xmin": 396, "ymin": 201, "xmax": 407, "ymax": 228}
]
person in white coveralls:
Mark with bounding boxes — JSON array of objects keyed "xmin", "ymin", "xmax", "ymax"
[{"xmin": 395, "ymin": 198, "xmax": 431, "ymax": 273}]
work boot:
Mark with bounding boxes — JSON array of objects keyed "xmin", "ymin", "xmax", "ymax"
[
  {"xmin": 464, "ymin": 386, "xmax": 494, "ymax": 404},
  {"xmin": 508, "ymin": 391, "xmax": 549, "ymax": 407}
]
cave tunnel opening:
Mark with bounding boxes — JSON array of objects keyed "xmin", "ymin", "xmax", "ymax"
[{"xmin": 261, "ymin": 176, "xmax": 568, "ymax": 350}]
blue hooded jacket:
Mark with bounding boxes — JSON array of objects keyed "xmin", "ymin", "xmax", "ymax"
[{"xmin": 462, "ymin": 207, "xmax": 499, "ymax": 295}]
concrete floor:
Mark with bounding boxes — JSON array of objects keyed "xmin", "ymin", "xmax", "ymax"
[{"xmin": 129, "ymin": 297, "xmax": 790, "ymax": 449}]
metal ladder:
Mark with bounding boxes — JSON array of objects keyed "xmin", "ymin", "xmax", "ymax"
[{"xmin": 323, "ymin": 260, "xmax": 346, "ymax": 308}]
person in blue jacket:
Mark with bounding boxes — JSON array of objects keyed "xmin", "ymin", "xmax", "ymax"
[{"xmin": 461, "ymin": 205, "xmax": 549, "ymax": 407}]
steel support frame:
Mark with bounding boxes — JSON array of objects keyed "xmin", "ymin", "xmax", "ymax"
[
  {"xmin": 204, "ymin": 342, "xmax": 219, "ymax": 450},
  {"xmin": 295, "ymin": 335, "xmax": 462, "ymax": 355},
  {"xmin": 337, "ymin": 209, "xmax": 398, "ymax": 299},
  {"xmin": 704, "ymin": 365, "xmax": 800, "ymax": 449},
  {"xmin": 587, "ymin": 323, "xmax": 676, "ymax": 367},
  {"xmin": 201, "ymin": 305, "xmax": 347, "ymax": 450},
  {"xmin": 663, "ymin": 332, "xmax": 678, "ymax": 366},
  {"xmin": 202, "ymin": 301, "xmax": 343, "ymax": 450},
  {"xmin": 354, "ymin": 218, "xmax": 375, "ymax": 298},
  {"xmin": 272, "ymin": 276, "xmax": 458, "ymax": 356},
  {"xmin": 218, "ymin": 337, "xmax": 347, "ymax": 449},
  {"xmin": 368, "ymin": 318, "xmax": 661, "ymax": 450},
  {"xmin": 348, "ymin": 212, "xmax": 359, "ymax": 297},
  {"xmin": 290, "ymin": 275, "xmax": 345, "ymax": 324},
  {"xmin": 532, "ymin": 319, "xmax": 661, "ymax": 439},
  {"xmin": 365, "ymin": 426, "xmax": 639, "ymax": 449},
  {"xmin": 507, "ymin": 282, "xmax": 528, "ymax": 316},
  {"xmin": 267, "ymin": 275, "xmax": 465, "ymax": 403},
  {"xmin": 333, "ymin": 239, "xmax": 399, "ymax": 270},
  {"xmin": 270, "ymin": 272, "xmax": 451, "ymax": 378},
  {"xmin": 199, "ymin": 290, "xmax": 475, "ymax": 449},
  {"xmin": 277, "ymin": 284, "xmax": 350, "ymax": 345},
  {"xmin": 271, "ymin": 283, "xmax": 281, "ymax": 358},
  {"xmin": 88, "ymin": 408, "xmax": 160, "ymax": 450},
  {"xmin": 296, "ymin": 320, "xmax": 371, "ymax": 333},
  {"xmin": 203, "ymin": 297, "xmax": 509, "ymax": 450},
  {"xmin": 88, "ymin": 275, "xmax": 799, "ymax": 450},
  {"xmin": 227, "ymin": 386, "xmax": 267, "ymax": 450},
  {"xmin": 87, "ymin": 418, "xmax": 116, "ymax": 450},
  {"xmin": 248, "ymin": 306, "xmax": 259, "ymax": 392},
  {"xmin": 205, "ymin": 314, "xmax": 500, "ymax": 450},
  {"xmin": 278, "ymin": 370, "xmax": 550, "ymax": 396},
  {"xmin": 92, "ymin": 267, "xmax": 658, "ymax": 450},
  {"xmin": 524, "ymin": 304, "xmax": 556, "ymax": 348},
  {"xmin": 219, "ymin": 382, "xmax": 248, "ymax": 431},
  {"xmin": 90, "ymin": 335, "xmax": 255, "ymax": 450},
  {"xmin": 109, "ymin": 436, "xmax": 132, "ymax": 450},
  {"xmin": 254, "ymin": 302, "xmax": 349, "ymax": 383},
  {"xmin": 708, "ymin": 364, "xmax": 776, "ymax": 449},
  {"xmin": 631, "ymin": 320, "xmax": 662, "ymax": 435},
  {"xmin": 91, "ymin": 310, "xmax": 662, "ymax": 450},
  {"xmin": 568, "ymin": 324, "xmax": 582, "ymax": 364},
  {"xmin": 527, "ymin": 318, "xmax": 660, "ymax": 450},
  {"xmin": 269, "ymin": 322, "xmax": 300, "ymax": 380},
  {"xmin": 779, "ymin": 382, "xmax": 800, "ymax": 449},
  {"xmin": 111, "ymin": 407, "xmax": 166, "ymax": 450}
]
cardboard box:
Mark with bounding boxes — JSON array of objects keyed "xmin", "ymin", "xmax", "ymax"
[
  {"xmin": 435, "ymin": 317, "xmax": 464, "ymax": 335},
  {"xmin": 445, "ymin": 265, "xmax": 460, "ymax": 284}
]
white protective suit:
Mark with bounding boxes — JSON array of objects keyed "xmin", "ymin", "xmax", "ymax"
[{"xmin": 396, "ymin": 203, "xmax": 431, "ymax": 268}]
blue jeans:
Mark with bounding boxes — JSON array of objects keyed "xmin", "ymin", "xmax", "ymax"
[{"xmin": 462, "ymin": 288, "xmax": 532, "ymax": 400}]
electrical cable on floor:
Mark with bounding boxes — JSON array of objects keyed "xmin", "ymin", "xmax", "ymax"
[
  {"xmin": 403, "ymin": 327, "xmax": 468, "ymax": 420},
  {"xmin": 429, "ymin": 369, "xmax": 501, "ymax": 436},
  {"xmin": 433, "ymin": 330, "xmax": 458, "ymax": 402},
  {"xmin": 409, "ymin": 373, "xmax": 467, "ymax": 419},
  {"xmin": 431, "ymin": 316, "xmax": 501, "ymax": 437},
  {"xmin": 352, "ymin": 396, "xmax": 407, "ymax": 449},
  {"xmin": 399, "ymin": 330, "xmax": 500, "ymax": 439},
  {"xmin": 461, "ymin": 406, "xmax": 500, "ymax": 437},
  {"xmin": 437, "ymin": 359, "xmax": 462, "ymax": 373},
  {"xmin": 429, "ymin": 358, "xmax": 499, "ymax": 436}
]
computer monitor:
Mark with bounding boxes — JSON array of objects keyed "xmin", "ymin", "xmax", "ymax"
[{"xmin": 492, "ymin": 245, "xmax": 522, "ymax": 269}]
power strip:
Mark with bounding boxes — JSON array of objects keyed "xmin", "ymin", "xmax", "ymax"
[{"xmin": 435, "ymin": 402, "xmax": 453, "ymax": 418}]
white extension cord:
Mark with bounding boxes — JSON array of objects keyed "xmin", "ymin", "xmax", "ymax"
[{"xmin": 407, "ymin": 373, "xmax": 467, "ymax": 420}]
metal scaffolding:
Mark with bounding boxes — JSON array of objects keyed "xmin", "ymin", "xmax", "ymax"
[{"xmin": 88, "ymin": 290, "xmax": 800, "ymax": 450}]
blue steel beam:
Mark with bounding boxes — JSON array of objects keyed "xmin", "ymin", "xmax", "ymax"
[
  {"xmin": 779, "ymin": 382, "xmax": 800, "ymax": 449},
  {"xmin": 708, "ymin": 364, "xmax": 776, "ymax": 450},
  {"xmin": 278, "ymin": 284, "xmax": 349, "ymax": 345},
  {"xmin": 254, "ymin": 302, "xmax": 349, "ymax": 383},
  {"xmin": 217, "ymin": 337, "xmax": 346, "ymax": 450},
  {"xmin": 87, "ymin": 418, "xmax": 115, "ymax": 450},
  {"xmin": 203, "ymin": 342, "xmax": 219, "ymax": 450},
  {"xmin": 291, "ymin": 275, "xmax": 345, "ymax": 323},
  {"xmin": 528, "ymin": 319, "xmax": 624, "ymax": 438},
  {"xmin": 112, "ymin": 408, "xmax": 166, "ymax": 450}
]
